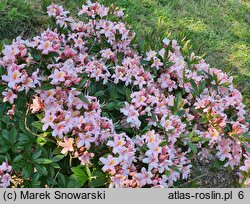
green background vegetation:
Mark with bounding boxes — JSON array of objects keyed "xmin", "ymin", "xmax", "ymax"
[{"xmin": 0, "ymin": 0, "xmax": 249, "ymax": 112}]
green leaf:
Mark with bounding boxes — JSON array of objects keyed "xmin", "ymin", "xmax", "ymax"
[
  {"xmin": 67, "ymin": 167, "xmax": 88, "ymax": 188},
  {"xmin": 22, "ymin": 164, "xmax": 33, "ymax": 179},
  {"xmin": 190, "ymin": 79, "xmax": 198, "ymax": 92},
  {"xmin": 52, "ymin": 155, "xmax": 64, "ymax": 163},
  {"xmin": 58, "ymin": 173, "xmax": 66, "ymax": 187},
  {"xmin": 36, "ymin": 165, "xmax": 48, "ymax": 176},
  {"xmin": 173, "ymin": 92, "xmax": 183, "ymax": 114},
  {"xmin": 89, "ymin": 170, "xmax": 107, "ymax": 187},
  {"xmin": 159, "ymin": 140, "xmax": 168, "ymax": 147},
  {"xmin": 103, "ymin": 101, "xmax": 124, "ymax": 111},
  {"xmin": 76, "ymin": 78, "xmax": 87, "ymax": 88},
  {"xmin": 32, "ymin": 150, "xmax": 42, "ymax": 160},
  {"xmin": 78, "ymin": 93, "xmax": 90, "ymax": 104},
  {"xmin": 13, "ymin": 155, "xmax": 23, "ymax": 163},
  {"xmin": 94, "ymin": 90, "xmax": 106, "ymax": 97},
  {"xmin": 141, "ymin": 125, "xmax": 152, "ymax": 135},
  {"xmin": 51, "ymin": 163, "xmax": 60, "ymax": 169},
  {"xmin": 40, "ymin": 83, "xmax": 54, "ymax": 90},
  {"xmin": 71, "ymin": 166, "xmax": 86, "ymax": 177},
  {"xmin": 1, "ymin": 129, "xmax": 9, "ymax": 141},
  {"xmin": 31, "ymin": 121, "xmax": 43, "ymax": 131},
  {"xmin": 108, "ymin": 84, "xmax": 119, "ymax": 99},
  {"xmin": 35, "ymin": 158, "xmax": 52, "ymax": 164},
  {"xmin": 198, "ymin": 80, "xmax": 206, "ymax": 93},
  {"xmin": 36, "ymin": 137, "xmax": 47, "ymax": 146},
  {"xmin": 177, "ymin": 109, "xmax": 185, "ymax": 116},
  {"xmin": 187, "ymin": 141, "xmax": 197, "ymax": 154}
]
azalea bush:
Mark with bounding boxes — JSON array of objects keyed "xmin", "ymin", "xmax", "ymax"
[{"xmin": 0, "ymin": 1, "xmax": 249, "ymax": 188}]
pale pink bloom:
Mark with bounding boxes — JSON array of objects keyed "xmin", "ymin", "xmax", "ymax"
[
  {"xmin": 107, "ymin": 136, "xmax": 125, "ymax": 154},
  {"xmin": 47, "ymin": 4, "xmax": 69, "ymax": 17},
  {"xmin": 78, "ymin": 151, "xmax": 94, "ymax": 165},
  {"xmin": 146, "ymin": 142, "xmax": 162, "ymax": 156},
  {"xmin": 101, "ymin": 48, "xmax": 115, "ymax": 60},
  {"xmin": 163, "ymin": 38, "xmax": 170, "ymax": 46},
  {"xmin": 158, "ymin": 73, "xmax": 177, "ymax": 91},
  {"xmin": 2, "ymin": 45, "xmax": 19, "ymax": 57},
  {"xmin": 135, "ymin": 167, "xmax": 153, "ymax": 186},
  {"xmin": 216, "ymin": 144, "xmax": 231, "ymax": 161},
  {"xmin": 131, "ymin": 92, "xmax": 147, "ymax": 108},
  {"xmin": 151, "ymin": 58, "xmax": 163, "ymax": 69},
  {"xmin": 245, "ymin": 178, "xmax": 250, "ymax": 188},
  {"xmin": 134, "ymin": 76, "xmax": 146, "ymax": 89},
  {"xmin": 51, "ymin": 122, "xmax": 66, "ymax": 138},
  {"xmin": 144, "ymin": 130, "xmax": 159, "ymax": 144},
  {"xmin": 78, "ymin": 5, "xmax": 88, "ymax": 16},
  {"xmin": 207, "ymin": 127, "xmax": 220, "ymax": 140},
  {"xmin": 74, "ymin": 37, "xmax": 85, "ymax": 49},
  {"xmin": 239, "ymin": 156, "xmax": 250, "ymax": 173},
  {"xmin": 120, "ymin": 102, "xmax": 141, "ymax": 128},
  {"xmin": 115, "ymin": 10, "xmax": 124, "ymax": 17},
  {"xmin": 59, "ymin": 137, "xmax": 74, "ymax": 154},
  {"xmin": 160, "ymin": 116, "xmax": 174, "ymax": 132},
  {"xmin": 37, "ymin": 40, "xmax": 54, "ymax": 54},
  {"xmin": 2, "ymin": 90, "xmax": 17, "ymax": 104},
  {"xmin": 158, "ymin": 48, "xmax": 165, "ymax": 59},
  {"xmin": 49, "ymin": 69, "xmax": 66, "ymax": 84},
  {"xmin": 2, "ymin": 70, "xmax": 22, "ymax": 88},
  {"xmin": 77, "ymin": 132, "xmax": 95, "ymax": 149},
  {"xmin": 142, "ymin": 152, "xmax": 159, "ymax": 170},
  {"xmin": 41, "ymin": 111, "xmax": 55, "ymax": 131},
  {"xmin": 30, "ymin": 96, "xmax": 44, "ymax": 113},
  {"xmin": 20, "ymin": 76, "xmax": 36, "ymax": 93},
  {"xmin": 182, "ymin": 165, "xmax": 191, "ymax": 179},
  {"xmin": 145, "ymin": 50, "xmax": 157, "ymax": 61},
  {"xmin": 112, "ymin": 66, "xmax": 127, "ymax": 84},
  {"xmin": 0, "ymin": 162, "xmax": 12, "ymax": 172},
  {"xmin": 100, "ymin": 155, "xmax": 120, "ymax": 174},
  {"xmin": 0, "ymin": 174, "xmax": 11, "ymax": 188}
]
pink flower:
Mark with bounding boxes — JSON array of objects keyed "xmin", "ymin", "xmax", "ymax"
[
  {"xmin": 101, "ymin": 48, "xmax": 115, "ymax": 60},
  {"xmin": 146, "ymin": 142, "xmax": 162, "ymax": 156},
  {"xmin": 135, "ymin": 167, "xmax": 153, "ymax": 186},
  {"xmin": 120, "ymin": 102, "xmax": 141, "ymax": 128},
  {"xmin": 107, "ymin": 135, "xmax": 125, "ymax": 154},
  {"xmin": 2, "ymin": 70, "xmax": 22, "ymax": 88},
  {"xmin": 51, "ymin": 122, "xmax": 66, "ymax": 138},
  {"xmin": 0, "ymin": 162, "xmax": 12, "ymax": 172},
  {"xmin": 239, "ymin": 156, "xmax": 250, "ymax": 174},
  {"xmin": 145, "ymin": 50, "xmax": 157, "ymax": 61},
  {"xmin": 77, "ymin": 132, "xmax": 96, "ymax": 149},
  {"xmin": 142, "ymin": 152, "xmax": 159, "ymax": 170},
  {"xmin": 160, "ymin": 116, "xmax": 174, "ymax": 132},
  {"xmin": 59, "ymin": 137, "xmax": 74, "ymax": 154},
  {"xmin": 78, "ymin": 151, "xmax": 94, "ymax": 165},
  {"xmin": 37, "ymin": 40, "xmax": 54, "ymax": 54},
  {"xmin": 49, "ymin": 69, "xmax": 66, "ymax": 84},
  {"xmin": 2, "ymin": 90, "xmax": 17, "ymax": 104},
  {"xmin": 0, "ymin": 174, "xmax": 11, "ymax": 188},
  {"xmin": 163, "ymin": 38, "xmax": 170, "ymax": 46},
  {"xmin": 41, "ymin": 111, "xmax": 55, "ymax": 131},
  {"xmin": 30, "ymin": 96, "xmax": 44, "ymax": 113},
  {"xmin": 100, "ymin": 155, "xmax": 120, "ymax": 174},
  {"xmin": 246, "ymin": 178, "xmax": 250, "ymax": 188}
]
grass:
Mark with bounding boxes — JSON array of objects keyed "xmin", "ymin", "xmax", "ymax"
[{"xmin": 0, "ymin": 0, "xmax": 249, "ymax": 113}]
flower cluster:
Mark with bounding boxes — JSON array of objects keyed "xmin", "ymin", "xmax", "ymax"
[
  {"xmin": 0, "ymin": 1, "xmax": 249, "ymax": 188},
  {"xmin": 0, "ymin": 162, "xmax": 12, "ymax": 188}
]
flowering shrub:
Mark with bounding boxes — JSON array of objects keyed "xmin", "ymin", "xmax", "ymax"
[{"xmin": 0, "ymin": 1, "xmax": 249, "ymax": 188}]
